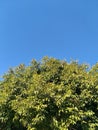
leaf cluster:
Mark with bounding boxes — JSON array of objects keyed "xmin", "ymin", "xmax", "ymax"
[{"xmin": 0, "ymin": 57, "xmax": 98, "ymax": 130}]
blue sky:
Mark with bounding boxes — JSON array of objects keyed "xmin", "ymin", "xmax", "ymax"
[{"xmin": 0, "ymin": 0, "xmax": 98, "ymax": 76}]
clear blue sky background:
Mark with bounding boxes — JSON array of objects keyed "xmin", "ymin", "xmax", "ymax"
[{"xmin": 0, "ymin": 0, "xmax": 98, "ymax": 76}]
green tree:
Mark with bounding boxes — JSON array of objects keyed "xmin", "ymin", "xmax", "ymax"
[{"xmin": 0, "ymin": 57, "xmax": 98, "ymax": 130}]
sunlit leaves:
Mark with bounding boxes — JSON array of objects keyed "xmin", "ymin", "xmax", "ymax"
[{"xmin": 0, "ymin": 57, "xmax": 98, "ymax": 130}]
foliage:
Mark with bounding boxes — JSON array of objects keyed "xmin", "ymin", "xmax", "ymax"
[{"xmin": 0, "ymin": 57, "xmax": 98, "ymax": 130}]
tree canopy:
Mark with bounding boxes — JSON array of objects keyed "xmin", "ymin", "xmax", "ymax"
[{"xmin": 0, "ymin": 57, "xmax": 98, "ymax": 130}]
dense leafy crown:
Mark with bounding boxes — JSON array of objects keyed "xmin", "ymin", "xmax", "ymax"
[{"xmin": 0, "ymin": 57, "xmax": 98, "ymax": 130}]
